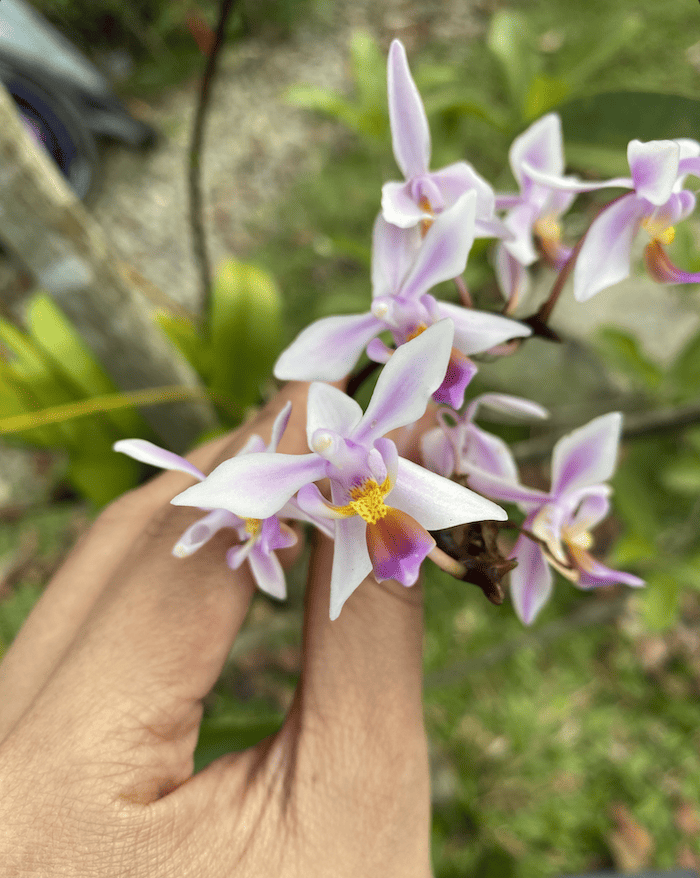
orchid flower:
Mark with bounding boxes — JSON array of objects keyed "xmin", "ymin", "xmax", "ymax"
[
  {"xmin": 523, "ymin": 137, "xmax": 700, "ymax": 301},
  {"xmin": 113, "ymin": 403, "xmax": 332, "ymax": 600},
  {"xmin": 494, "ymin": 114, "xmax": 576, "ymax": 308},
  {"xmin": 172, "ymin": 322, "xmax": 506, "ymax": 619},
  {"xmin": 274, "ymin": 193, "xmax": 531, "ymax": 409},
  {"xmin": 381, "ymin": 39, "xmax": 504, "ymax": 238},
  {"xmin": 420, "ymin": 393, "xmax": 549, "ymax": 479},
  {"xmin": 464, "ymin": 413, "xmax": 644, "ymax": 624}
]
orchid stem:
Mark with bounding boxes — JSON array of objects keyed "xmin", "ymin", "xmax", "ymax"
[{"xmin": 453, "ymin": 275, "xmax": 472, "ymax": 308}]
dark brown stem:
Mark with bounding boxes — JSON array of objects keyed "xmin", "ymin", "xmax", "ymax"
[
  {"xmin": 453, "ymin": 275, "xmax": 472, "ymax": 308},
  {"xmin": 188, "ymin": 0, "xmax": 240, "ymax": 323}
]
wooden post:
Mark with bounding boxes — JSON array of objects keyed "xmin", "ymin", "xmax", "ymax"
[{"xmin": 0, "ymin": 83, "xmax": 217, "ymax": 451}]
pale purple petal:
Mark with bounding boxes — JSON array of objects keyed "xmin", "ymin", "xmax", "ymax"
[
  {"xmin": 551, "ymin": 413, "xmax": 622, "ymax": 497},
  {"xmin": 273, "ymin": 312, "xmax": 382, "ymax": 381},
  {"xmin": 467, "ymin": 393, "xmax": 549, "ymax": 423},
  {"xmin": 502, "ymin": 202, "xmax": 539, "ymax": 265},
  {"xmin": 432, "ymin": 349, "xmax": 478, "ymax": 409},
  {"xmin": 352, "ymin": 319, "xmax": 454, "ymax": 444},
  {"xmin": 374, "ymin": 436, "xmax": 399, "ymax": 486},
  {"xmin": 226, "ymin": 540, "xmax": 256, "ymax": 570},
  {"xmin": 113, "ymin": 438, "xmax": 205, "ymax": 481},
  {"xmin": 463, "ymin": 467, "xmax": 551, "ymax": 507},
  {"xmin": 577, "ymin": 554, "xmax": 645, "ymax": 589},
  {"xmin": 381, "ymin": 180, "xmax": 428, "ymax": 228},
  {"xmin": 573, "ymin": 194, "xmax": 646, "ymax": 302},
  {"xmin": 280, "ymin": 494, "xmax": 336, "ymax": 538},
  {"xmin": 268, "ymin": 401, "xmax": 292, "ymax": 453},
  {"xmin": 627, "ymin": 139, "xmax": 680, "ymax": 205},
  {"xmin": 173, "ymin": 508, "xmax": 240, "ymax": 557},
  {"xmin": 258, "ymin": 516, "xmax": 297, "ymax": 554},
  {"xmin": 429, "ymin": 162, "xmax": 496, "ymax": 220},
  {"xmin": 566, "ymin": 486, "xmax": 611, "ymax": 532},
  {"xmin": 248, "ymin": 546, "xmax": 287, "ymax": 599},
  {"xmin": 510, "ymin": 113, "xmax": 565, "ymax": 189},
  {"xmin": 400, "ymin": 192, "xmax": 477, "ymax": 300},
  {"xmin": 371, "ymin": 212, "xmax": 421, "ymax": 296},
  {"xmin": 306, "ymin": 382, "xmax": 363, "ymax": 447},
  {"xmin": 494, "ymin": 243, "xmax": 531, "ymax": 306},
  {"xmin": 387, "ymin": 39, "xmax": 430, "ymax": 180},
  {"xmin": 436, "ymin": 302, "xmax": 531, "ymax": 354},
  {"xmin": 329, "ymin": 511, "xmax": 373, "ymax": 620},
  {"xmin": 509, "ymin": 532, "xmax": 553, "ymax": 625},
  {"xmin": 171, "ymin": 452, "xmax": 329, "ymax": 519},
  {"xmin": 389, "ymin": 458, "xmax": 506, "ymax": 529},
  {"xmin": 521, "ymin": 163, "xmax": 632, "ymax": 194},
  {"xmin": 296, "ymin": 482, "xmax": 349, "ymax": 520},
  {"xmin": 366, "ymin": 337, "xmax": 393, "ymax": 363},
  {"xmin": 462, "ymin": 428, "xmax": 520, "ymax": 482},
  {"xmin": 238, "ymin": 435, "xmax": 266, "ymax": 455},
  {"xmin": 420, "ymin": 427, "xmax": 456, "ymax": 478}
]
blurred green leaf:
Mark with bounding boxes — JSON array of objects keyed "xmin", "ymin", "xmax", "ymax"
[
  {"xmin": 595, "ymin": 327, "xmax": 663, "ymax": 391},
  {"xmin": 0, "ymin": 582, "xmax": 43, "ymax": 655},
  {"xmin": 661, "ymin": 458, "xmax": 700, "ymax": 495},
  {"xmin": 487, "ymin": 11, "xmax": 541, "ymax": 119},
  {"xmin": 194, "ymin": 713, "xmax": 282, "ymax": 772},
  {"xmin": 560, "ymin": 14, "xmax": 642, "ymax": 90},
  {"xmin": 155, "ymin": 310, "xmax": 212, "ymax": 381},
  {"xmin": 524, "ymin": 73, "xmax": 570, "ymax": 120},
  {"xmin": 666, "ymin": 327, "xmax": 700, "ymax": 400},
  {"xmin": 635, "ymin": 573, "xmax": 679, "ymax": 630},
  {"xmin": 209, "ymin": 259, "xmax": 283, "ymax": 410},
  {"xmin": 559, "ymin": 92, "xmax": 700, "ymax": 149},
  {"xmin": 25, "ymin": 293, "xmax": 145, "ymax": 438},
  {"xmin": 67, "ymin": 452, "xmax": 140, "ymax": 506},
  {"xmin": 349, "ymin": 29, "xmax": 386, "ymax": 112}
]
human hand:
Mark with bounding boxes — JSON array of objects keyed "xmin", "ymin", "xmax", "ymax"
[{"xmin": 0, "ymin": 382, "xmax": 432, "ymax": 877}]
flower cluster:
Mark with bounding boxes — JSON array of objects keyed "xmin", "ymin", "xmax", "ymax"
[{"xmin": 113, "ymin": 37, "xmax": 672, "ymax": 624}]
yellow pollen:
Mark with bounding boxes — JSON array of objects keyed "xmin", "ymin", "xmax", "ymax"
[
  {"xmin": 347, "ymin": 478, "xmax": 391, "ymax": 524},
  {"xmin": 244, "ymin": 518, "xmax": 262, "ymax": 537},
  {"xmin": 534, "ymin": 216, "xmax": 562, "ymax": 243},
  {"xmin": 406, "ymin": 324, "xmax": 428, "ymax": 342},
  {"xmin": 566, "ymin": 528, "xmax": 593, "ymax": 551},
  {"xmin": 641, "ymin": 217, "xmax": 675, "ymax": 245}
]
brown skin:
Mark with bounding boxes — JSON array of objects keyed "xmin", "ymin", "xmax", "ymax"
[{"xmin": 0, "ymin": 383, "xmax": 432, "ymax": 877}]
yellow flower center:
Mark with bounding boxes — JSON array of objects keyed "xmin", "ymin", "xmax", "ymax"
[
  {"xmin": 244, "ymin": 518, "xmax": 262, "ymax": 537},
  {"xmin": 641, "ymin": 217, "xmax": 675, "ymax": 245},
  {"xmin": 406, "ymin": 323, "xmax": 428, "ymax": 342},
  {"xmin": 330, "ymin": 476, "xmax": 393, "ymax": 524},
  {"xmin": 534, "ymin": 215, "xmax": 562, "ymax": 244}
]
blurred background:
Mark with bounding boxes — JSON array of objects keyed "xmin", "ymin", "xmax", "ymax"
[{"xmin": 2, "ymin": 1, "xmax": 700, "ymax": 875}]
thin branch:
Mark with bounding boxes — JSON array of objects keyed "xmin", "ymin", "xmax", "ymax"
[
  {"xmin": 512, "ymin": 399, "xmax": 700, "ymax": 464},
  {"xmin": 188, "ymin": 0, "xmax": 241, "ymax": 321}
]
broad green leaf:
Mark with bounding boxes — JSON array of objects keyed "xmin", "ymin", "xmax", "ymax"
[
  {"xmin": 25, "ymin": 293, "xmax": 145, "ymax": 437},
  {"xmin": 634, "ymin": 573, "xmax": 679, "ymax": 631},
  {"xmin": 487, "ymin": 11, "xmax": 541, "ymax": 119},
  {"xmin": 595, "ymin": 327, "xmax": 663, "ymax": 391},
  {"xmin": 558, "ymin": 92, "xmax": 700, "ymax": 149},
  {"xmin": 209, "ymin": 259, "xmax": 282, "ymax": 410}
]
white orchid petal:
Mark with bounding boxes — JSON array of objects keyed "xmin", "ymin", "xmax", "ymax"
[
  {"xmin": 627, "ymin": 139, "xmax": 680, "ymax": 205},
  {"xmin": 551, "ymin": 412, "xmax": 622, "ymax": 497},
  {"xmin": 353, "ymin": 320, "xmax": 454, "ymax": 444},
  {"xmin": 509, "ymin": 532, "xmax": 553, "ymax": 624},
  {"xmin": 248, "ymin": 547, "xmax": 287, "ymax": 599},
  {"xmin": 436, "ymin": 302, "xmax": 530, "ymax": 354},
  {"xmin": 389, "ymin": 458, "xmax": 506, "ymax": 530},
  {"xmin": 113, "ymin": 439, "xmax": 205, "ymax": 481},
  {"xmin": 306, "ymin": 383, "xmax": 363, "ymax": 449},
  {"xmin": 171, "ymin": 453, "xmax": 328, "ymax": 519},
  {"xmin": 329, "ymin": 511, "xmax": 372, "ymax": 620},
  {"xmin": 387, "ymin": 39, "xmax": 431, "ymax": 180},
  {"xmin": 273, "ymin": 313, "xmax": 382, "ymax": 381},
  {"xmin": 573, "ymin": 194, "xmax": 646, "ymax": 302}
]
